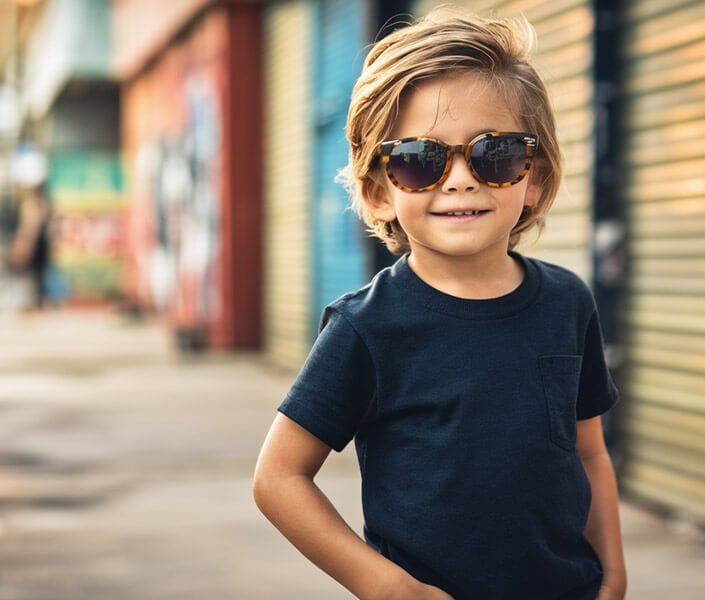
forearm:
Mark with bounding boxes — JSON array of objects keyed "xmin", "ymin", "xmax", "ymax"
[
  {"xmin": 581, "ymin": 451, "xmax": 627, "ymax": 597},
  {"xmin": 254, "ymin": 472, "xmax": 413, "ymax": 600}
]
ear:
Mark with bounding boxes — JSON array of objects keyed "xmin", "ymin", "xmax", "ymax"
[
  {"xmin": 523, "ymin": 182, "xmax": 541, "ymax": 208},
  {"xmin": 364, "ymin": 180, "xmax": 397, "ymax": 222}
]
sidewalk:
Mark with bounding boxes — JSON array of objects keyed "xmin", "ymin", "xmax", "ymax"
[{"xmin": 0, "ymin": 307, "xmax": 703, "ymax": 599}]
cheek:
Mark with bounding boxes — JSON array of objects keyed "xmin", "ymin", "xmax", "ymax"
[{"xmin": 392, "ymin": 193, "xmax": 428, "ymax": 225}]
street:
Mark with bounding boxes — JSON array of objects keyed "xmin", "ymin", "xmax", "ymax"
[{"xmin": 0, "ymin": 308, "xmax": 704, "ymax": 599}]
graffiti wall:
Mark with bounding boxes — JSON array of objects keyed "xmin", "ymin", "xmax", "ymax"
[{"xmin": 122, "ymin": 8, "xmax": 228, "ymax": 346}]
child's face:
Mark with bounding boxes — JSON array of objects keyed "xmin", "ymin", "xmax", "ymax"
[{"xmin": 372, "ymin": 72, "xmax": 541, "ymax": 265}]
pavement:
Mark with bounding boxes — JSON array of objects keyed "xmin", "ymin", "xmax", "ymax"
[{"xmin": 0, "ymin": 307, "xmax": 703, "ymax": 599}]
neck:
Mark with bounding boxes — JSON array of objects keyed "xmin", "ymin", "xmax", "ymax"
[{"xmin": 407, "ymin": 248, "xmax": 523, "ymax": 300}]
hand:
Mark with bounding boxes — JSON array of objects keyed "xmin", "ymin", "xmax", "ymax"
[
  {"xmin": 417, "ymin": 583, "xmax": 454, "ymax": 600},
  {"xmin": 398, "ymin": 580, "xmax": 454, "ymax": 600},
  {"xmin": 596, "ymin": 582, "xmax": 626, "ymax": 600},
  {"xmin": 369, "ymin": 562, "xmax": 455, "ymax": 600}
]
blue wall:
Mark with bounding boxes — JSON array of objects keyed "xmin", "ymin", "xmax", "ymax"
[{"xmin": 310, "ymin": 0, "xmax": 368, "ymax": 336}]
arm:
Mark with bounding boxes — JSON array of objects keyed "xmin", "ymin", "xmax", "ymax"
[
  {"xmin": 253, "ymin": 413, "xmax": 453, "ymax": 600},
  {"xmin": 576, "ymin": 416, "xmax": 627, "ymax": 600}
]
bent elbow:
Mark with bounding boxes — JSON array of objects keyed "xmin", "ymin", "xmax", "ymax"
[
  {"xmin": 252, "ymin": 465, "xmax": 271, "ymax": 514},
  {"xmin": 252, "ymin": 462, "xmax": 285, "ymax": 520}
]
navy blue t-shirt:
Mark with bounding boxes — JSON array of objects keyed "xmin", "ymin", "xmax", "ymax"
[{"xmin": 279, "ymin": 253, "xmax": 618, "ymax": 599}]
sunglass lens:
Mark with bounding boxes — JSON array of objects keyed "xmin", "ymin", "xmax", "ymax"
[
  {"xmin": 389, "ymin": 140, "xmax": 447, "ymax": 189},
  {"xmin": 470, "ymin": 136, "xmax": 527, "ymax": 185}
]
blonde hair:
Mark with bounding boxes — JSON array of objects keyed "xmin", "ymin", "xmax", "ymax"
[{"xmin": 339, "ymin": 7, "xmax": 562, "ymax": 254}]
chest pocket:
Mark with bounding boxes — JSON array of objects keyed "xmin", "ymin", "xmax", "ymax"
[{"xmin": 540, "ymin": 355, "xmax": 582, "ymax": 450}]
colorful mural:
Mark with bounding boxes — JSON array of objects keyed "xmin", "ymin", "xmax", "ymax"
[
  {"xmin": 132, "ymin": 74, "xmax": 221, "ymax": 339},
  {"xmin": 49, "ymin": 151, "xmax": 124, "ymax": 300}
]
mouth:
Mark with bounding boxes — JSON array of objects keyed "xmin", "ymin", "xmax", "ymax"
[
  {"xmin": 430, "ymin": 209, "xmax": 490, "ymax": 216},
  {"xmin": 442, "ymin": 210, "xmax": 484, "ymax": 216}
]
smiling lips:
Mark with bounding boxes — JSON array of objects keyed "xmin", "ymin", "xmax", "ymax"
[{"xmin": 431, "ymin": 209, "xmax": 490, "ymax": 216}]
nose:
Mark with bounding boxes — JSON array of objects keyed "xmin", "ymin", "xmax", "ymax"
[
  {"xmin": 441, "ymin": 149, "xmax": 479, "ymax": 193},
  {"xmin": 442, "ymin": 145, "xmax": 480, "ymax": 193}
]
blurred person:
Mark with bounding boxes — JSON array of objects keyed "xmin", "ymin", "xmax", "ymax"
[
  {"xmin": 8, "ymin": 144, "xmax": 52, "ymax": 309},
  {"xmin": 254, "ymin": 7, "xmax": 626, "ymax": 600}
]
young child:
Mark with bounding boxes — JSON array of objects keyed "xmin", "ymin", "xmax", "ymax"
[{"xmin": 254, "ymin": 8, "xmax": 627, "ymax": 600}]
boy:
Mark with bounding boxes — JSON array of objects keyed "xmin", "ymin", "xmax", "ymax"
[{"xmin": 254, "ymin": 8, "xmax": 627, "ymax": 599}]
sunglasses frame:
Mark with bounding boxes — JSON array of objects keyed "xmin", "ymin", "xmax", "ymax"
[{"xmin": 378, "ymin": 131, "xmax": 539, "ymax": 192}]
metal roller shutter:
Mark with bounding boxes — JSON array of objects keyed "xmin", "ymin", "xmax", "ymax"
[
  {"xmin": 263, "ymin": 2, "xmax": 314, "ymax": 369},
  {"xmin": 621, "ymin": 0, "xmax": 705, "ymax": 521}
]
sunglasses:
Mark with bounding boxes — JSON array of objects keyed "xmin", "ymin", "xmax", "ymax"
[{"xmin": 378, "ymin": 131, "xmax": 538, "ymax": 192}]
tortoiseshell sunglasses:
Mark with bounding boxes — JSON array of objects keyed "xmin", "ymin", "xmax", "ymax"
[{"xmin": 377, "ymin": 131, "xmax": 538, "ymax": 192}]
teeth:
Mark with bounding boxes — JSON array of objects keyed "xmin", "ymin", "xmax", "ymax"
[{"xmin": 446, "ymin": 210, "xmax": 479, "ymax": 216}]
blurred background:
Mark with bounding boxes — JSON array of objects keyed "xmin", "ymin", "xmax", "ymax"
[{"xmin": 0, "ymin": 0, "xmax": 704, "ymax": 598}]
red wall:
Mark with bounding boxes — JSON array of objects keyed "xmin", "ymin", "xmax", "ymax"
[{"xmin": 224, "ymin": 3, "xmax": 262, "ymax": 348}]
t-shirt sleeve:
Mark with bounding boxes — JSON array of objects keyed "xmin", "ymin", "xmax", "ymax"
[
  {"xmin": 576, "ymin": 310, "xmax": 619, "ymax": 420},
  {"xmin": 278, "ymin": 308, "xmax": 376, "ymax": 451}
]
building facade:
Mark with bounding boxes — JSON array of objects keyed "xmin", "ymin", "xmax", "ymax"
[{"xmin": 21, "ymin": 0, "xmax": 123, "ymax": 302}]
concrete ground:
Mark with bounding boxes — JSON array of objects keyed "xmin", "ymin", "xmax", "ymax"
[{"xmin": 0, "ymin": 308, "xmax": 703, "ymax": 599}]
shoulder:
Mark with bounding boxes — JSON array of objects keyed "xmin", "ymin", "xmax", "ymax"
[
  {"xmin": 322, "ymin": 258, "xmax": 406, "ymax": 329},
  {"xmin": 525, "ymin": 256, "xmax": 593, "ymax": 298},
  {"xmin": 519, "ymin": 255, "xmax": 598, "ymax": 323}
]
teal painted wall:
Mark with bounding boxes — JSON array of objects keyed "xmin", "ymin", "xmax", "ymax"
[{"xmin": 310, "ymin": 0, "xmax": 368, "ymax": 337}]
